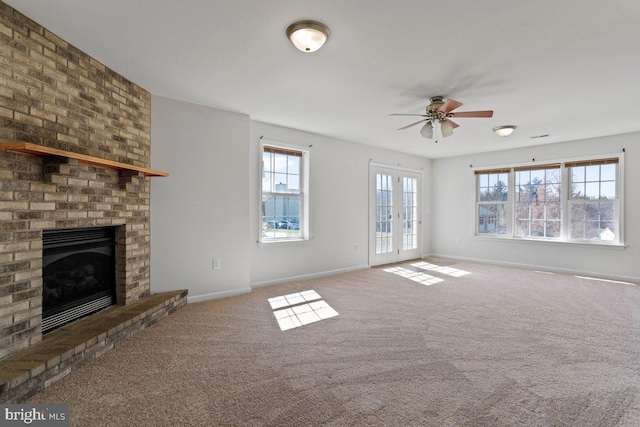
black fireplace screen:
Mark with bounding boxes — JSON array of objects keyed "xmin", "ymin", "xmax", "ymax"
[{"xmin": 42, "ymin": 227, "xmax": 116, "ymax": 332}]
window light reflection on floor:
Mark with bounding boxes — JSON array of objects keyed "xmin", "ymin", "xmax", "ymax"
[
  {"xmin": 411, "ymin": 262, "xmax": 470, "ymax": 277},
  {"xmin": 536, "ymin": 271, "xmax": 636, "ymax": 286},
  {"xmin": 268, "ymin": 290, "xmax": 339, "ymax": 331},
  {"xmin": 383, "ymin": 266, "xmax": 444, "ymax": 286},
  {"xmin": 268, "ymin": 290, "xmax": 321, "ymax": 310},
  {"xmin": 574, "ymin": 276, "xmax": 636, "ymax": 286}
]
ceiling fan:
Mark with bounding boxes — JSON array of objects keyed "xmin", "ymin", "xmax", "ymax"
[{"xmin": 390, "ymin": 96, "xmax": 493, "ymax": 139}]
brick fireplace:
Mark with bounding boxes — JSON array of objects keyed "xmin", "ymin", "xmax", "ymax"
[{"xmin": 0, "ymin": 2, "xmax": 184, "ymax": 402}]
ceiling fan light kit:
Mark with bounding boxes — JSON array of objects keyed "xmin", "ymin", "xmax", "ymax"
[
  {"xmin": 440, "ymin": 120, "xmax": 454, "ymax": 138},
  {"xmin": 286, "ymin": 20, "xmax": 330, "ymax": 52},
  {"xmin": 493, "ymin": 125, "xmax": 517, "ymax": 137},
  {"xmin": 390, "ymin": 96, "xmax": 494, "ymax": 140},
  {"xmin": 420, "ymin": 122, "xmax": 433, "ymax": 139}
]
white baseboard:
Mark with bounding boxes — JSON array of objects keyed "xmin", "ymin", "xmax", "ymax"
[
  {"xmin": 251, "ymin": 265, "xmax": 370, "ymax": 289},
  {"xmin": 187, "ymin": 287, "xmax": 252, "ymax": 304},
  {"xmin": 431, "ymin": 253, "xmax": 640, "ymax": 283}
]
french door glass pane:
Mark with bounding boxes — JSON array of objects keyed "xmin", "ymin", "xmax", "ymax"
[
  {"xmin": 376, "ymin": 173, "xmax": 393, "ymax": 254},
  {"xmin": 403, "ymin": 177, "xmax": 418, "ymax": 250}
]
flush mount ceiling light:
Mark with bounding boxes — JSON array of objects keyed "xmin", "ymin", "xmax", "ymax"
[
  {"xmin": 286, "ymin": 20, "xmax": 330, "ymax": 52},
  {"xmin": 493, "ymin": 125, "xmax": 517, "ymax": 137}
]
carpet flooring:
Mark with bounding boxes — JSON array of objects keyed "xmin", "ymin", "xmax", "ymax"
[{"xmin": 27, "ymin": 259, "xmax": 640, "ymax": 426}]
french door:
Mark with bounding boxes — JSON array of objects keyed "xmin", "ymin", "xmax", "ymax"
[{"xmin": 369, "ymin": 165, "xmax": 422, "ymax": 266}]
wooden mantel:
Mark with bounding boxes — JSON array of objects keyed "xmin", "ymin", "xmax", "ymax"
[{"xmin": 0, "ymin": 141, "xmax": 169, "ymax": 177}]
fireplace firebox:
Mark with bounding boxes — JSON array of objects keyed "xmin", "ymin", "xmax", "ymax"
[{"xmin": 42, "ymin": 227, "xmax": 116, "ymax": 333}]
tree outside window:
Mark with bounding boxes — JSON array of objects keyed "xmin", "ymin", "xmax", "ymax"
[
  {"xmin": 568, "ymin": 161, "xmax": 617, "ymax": 241},
  {"xmin": 474, "ymin": 157, "xmax": 620, "ymax": 244},
  {"xmin": 515, "ymin": 166, "xmax": 561, "ymax": 238},
  {"xmin": 476, "ymin": 170, "xmax": 509, "ymax": 235}
]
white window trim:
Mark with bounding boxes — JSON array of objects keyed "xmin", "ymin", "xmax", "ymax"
[
  {"xmin": 259, "ymin": 139, "xmax": 310, "ymax": 244},
  {"xmin": 471, "ymin": 152, "xmax": 625, "ymax": 248}
]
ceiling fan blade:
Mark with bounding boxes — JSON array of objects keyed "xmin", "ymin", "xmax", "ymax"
[
  {"xmin": 437, "ymin": 99, "xmax": 463, "ymax": 113},
  {"xmin": 450, "ymin": 110, "xmax": 494, "ymax": 118},
  {"xmin": 397, "ymin": 119, "xmax": 427, "ymax": 130},
  {"xmin": 445, "ymin": 118, "xmax": 460, "ymax": 129},
  {"xmin": 389, "ymin": 113, "xmax": 427, "ymax": 117}
]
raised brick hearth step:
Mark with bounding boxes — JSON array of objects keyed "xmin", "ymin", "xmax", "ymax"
[{"xmin": 0, "ymin": 290, "xmax": 187, "ymax": 403}]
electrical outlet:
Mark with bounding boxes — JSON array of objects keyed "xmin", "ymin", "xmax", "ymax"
[
  {"xmin": 213, "ymin": 259, "xmax": 220, "ymax": 270},
  {"xmin": 355, "ymin": 243, "xmax": 359, "ymax": 251}
]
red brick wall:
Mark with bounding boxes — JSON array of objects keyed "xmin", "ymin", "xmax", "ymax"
[{"xmin": 0, "ymin": 2, "xmax": 153, "ymax": 359}]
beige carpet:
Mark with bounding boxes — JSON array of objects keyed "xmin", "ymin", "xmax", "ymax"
[{"xmin": 27, "ymin": 259, "xmax": 640, "ymax": 426}]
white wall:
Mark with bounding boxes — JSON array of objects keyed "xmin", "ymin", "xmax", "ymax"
[
  {"xmin": 432, "ymin": 132, "xmax": 640, "ymax": 281},
  {"xmin": 149, "ymin": 95, "xmax": 636, "ymax": 296},
  {"xmin": 249, "ymin": 121, "xmax": 432, "ymax": 287},
  {"xmin": 149, "ymin": 97, "xmax": 433, "ymax": 300},
  {"xmin": 150, "ymin": 96, "xmax": 252, "ymax": 302}
]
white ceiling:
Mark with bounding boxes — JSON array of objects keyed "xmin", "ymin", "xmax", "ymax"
[{"xmin": 6, "ymin": 0, "xmax": 640, "ymax": 158}]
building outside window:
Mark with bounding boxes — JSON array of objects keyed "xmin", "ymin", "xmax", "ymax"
[
  {"xmin": 476, "ymin": 169, "xmax": 509, "ymax": 235},
  {"xmin": 260, "ymin": 143, "xmax": 309, "ymax": 242}
]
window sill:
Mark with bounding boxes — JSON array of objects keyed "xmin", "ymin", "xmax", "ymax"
[
  {"xmin": 258, "ymin": 238, "xmax": 312, "ymax": 248},
  {"xmin": 472, "ymin": 234, "xmax": 626, "ymax": 250}
]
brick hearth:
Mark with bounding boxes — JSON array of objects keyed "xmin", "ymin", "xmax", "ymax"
[{"xmin": 0, "ymin": 290, "xmax": 187, "ymax": 403}]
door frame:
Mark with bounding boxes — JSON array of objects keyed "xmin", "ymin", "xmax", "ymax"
[{"xmin": 369, "ymin": 163, "xmax": 423, "ymax": 266}]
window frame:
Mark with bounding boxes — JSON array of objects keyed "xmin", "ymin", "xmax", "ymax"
[
  {"xmin": 566, "ymin": 158, "xmax": 620, "ymax": 242},
  {"xmin": 475, "ymin": 168, "xmax": 511, "ymax": 236},
  {"xmin": 473, "ymin": 153, "xmax": 624, "ymax": 246},
  {"xmin": 513, "ymin": 163, "xmax": 562, "ymax": 239},
  {"xmin": 259, "ymin": 140, "xmax": 310, "ymax": 244}
]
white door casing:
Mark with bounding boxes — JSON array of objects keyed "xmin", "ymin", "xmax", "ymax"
[{"xmin": 369, "ymin": 165, "xmax": 422, "ymax": 266}]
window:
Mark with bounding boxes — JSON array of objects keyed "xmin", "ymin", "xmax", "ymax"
[
  {"xmin": 515, "ymin": 164, "xmax": 561, "ymax": 238},
  {"xmin": 260, "ymin": 143, "xmax": 308, "ymax": 242},
  {"xmin": 567, "ymin": 158, "xmax": 618, "ymax": 241},
  {"xmin": 476, "ymin": 169, "xmax": 509, "ymax": 235},
  {"xmin": 474, "ymin": 156, "xmax": 622, "ymax": 245}
]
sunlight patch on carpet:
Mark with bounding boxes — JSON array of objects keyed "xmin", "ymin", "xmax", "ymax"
[
  {"xmin": 268, "ymin": 290, "xmax": 338, "ymax": 331},
  {"xmin": 268, "ymin": 290, "xmax": 321, "ymax": 309},
  {"xmin": 383, "ymin": 266, "xmax": 444, "ymax": 285},
  {"xmin": 411, "ymin": 261, "xmax": 470, "ymax": 277},
  {"xmin": 574, "ymin": 276, "xmax": 636, "ymax": 286}
]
